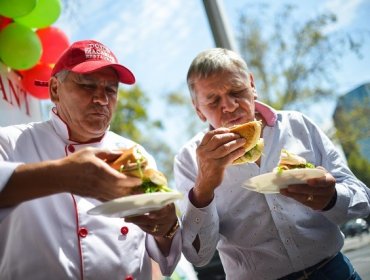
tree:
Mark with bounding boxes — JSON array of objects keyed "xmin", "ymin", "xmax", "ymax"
[
  {"xmin": 333, "ymin": 95, "xmax": 370, "ymax": 186},
  {"xmin": 110, "ymin": 86, "xmax": 175, "ymax": 182},
  {"xmin": 237, "ymin": 4, "xmax": 365, "ymax": 110}
]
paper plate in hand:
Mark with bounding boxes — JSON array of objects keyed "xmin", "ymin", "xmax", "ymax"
[
  {"xmin": 87, "ymin": 191, "xmax": 183, "ymax": 218},
  {"xmin": 242, "ymin": 168, "xmax": 326, "ymax": 194}
]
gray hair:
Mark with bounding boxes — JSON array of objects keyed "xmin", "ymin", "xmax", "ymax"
[
  {"xmin": 187, "ymin": 48, "xmax": 250, "ymax": 101},
  {"xmin": 54, "ymin": 70, "xmax": 70, "ymax": 82}
]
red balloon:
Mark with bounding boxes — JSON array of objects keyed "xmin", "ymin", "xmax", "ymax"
[
  {"xmin": 0, "ymin": 16, "xmax": 12, "ymax": 30},
  {"xmin": 36, "ymin": 26, "xmax": 69, "ymax": 64},
  {"xmin": 21, "ymin": 63, "xmax": 53, "ymax": 99}
]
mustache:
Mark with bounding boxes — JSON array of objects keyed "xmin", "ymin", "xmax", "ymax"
[{"xmin": 89, "ymin": 105, "xmax": 110, "ymax": 116}]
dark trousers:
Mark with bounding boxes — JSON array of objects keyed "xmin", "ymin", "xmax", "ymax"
[{"xmin": 278, "ymin": 252, "xmax": 362, "ymax": 280}]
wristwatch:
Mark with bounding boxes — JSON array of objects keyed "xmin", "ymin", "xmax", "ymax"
[{"xmin": 164, "ymin": 219, "xmax": 179, "ymax": 239}]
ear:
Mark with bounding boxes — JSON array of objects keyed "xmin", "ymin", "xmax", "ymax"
[
  {"xmin": 192, "ymin": 99, "xmax": 207, "ymax": 122},
  {"xmin": 249, "ymin": 73, "xmax": 258, "ymax": 99},
  {"xmin": 49, "ymin": 77, "xmax": 59, "ymax": 103}
]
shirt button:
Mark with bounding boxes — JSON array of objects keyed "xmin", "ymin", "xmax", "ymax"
[
  {"xmin": 78, "ymin": 227, "xmax": 88, "ymax": 238},
  {"xmin": 68, "ymin": 144, "xmax": 75, "ymax": 153},
  {"xmin": 195, "ymin": 218, "xmax": 200, "ymax": 223},
  {"xmin": 120, "ymin": 226, "xmax": 129, "ymax": 235},
  {"xmin": 125, "ymin": 275, "xmax": 134, "ymax": 280}
]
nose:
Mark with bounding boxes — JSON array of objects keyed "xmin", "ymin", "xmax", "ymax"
[
  {"xmin": 221, "ymin": 95, "xmax": 238, "ymax": 113},
  {"xmin": 92, "ymin": 88, "xmax": 109, "ymax": 105}
]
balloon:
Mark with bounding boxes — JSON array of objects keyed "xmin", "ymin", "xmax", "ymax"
[
  {"xmin": 37, "ymin": 27, "xmax": 69, "ymax": 64},
  {"xmin": 0, "ymin": 16, "xmax": 12, "ymax": 30},
  {"xmin": 0, "ymin": 0, "xmax": 36, "ymax": 18},
  {"xmin": 21, "ymin": 63, "xmax": 52, "ymax": 99},
  {"xmin": 0, "ymin": 23, "xmax": 42, "ymax": 70},
  {"xmin": 14, "ymin": 0, "xmax": 61, "ymax": 28}
]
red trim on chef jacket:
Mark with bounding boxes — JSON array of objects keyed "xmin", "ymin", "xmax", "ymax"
[{"xmin": 71, "ymin": 194, "xmax": 85, "ymax": 280}]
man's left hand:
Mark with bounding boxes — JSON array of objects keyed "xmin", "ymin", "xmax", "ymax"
[
  {"xmin": 279, "ymin": 167, "xmax": 336, "ymax": 210},
  {"xmin": 125, "ymin": 203, "xmax": 178, "ymax": 238}
]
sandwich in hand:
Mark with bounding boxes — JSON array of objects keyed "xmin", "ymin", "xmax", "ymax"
[
  {"xmin": 274, "ymin": 149, "xmax": 315, "ymax": 173},
  {"xmin": 107, "ymin": 146, "xmax": 172, "ymax": 193},
  {"xmin": 229, "ymin": 120, "xmax": 264, "ymax": 164}
]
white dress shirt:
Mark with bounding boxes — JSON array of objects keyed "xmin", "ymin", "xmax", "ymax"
[
  {"xmin": 174, "ymin": 102, "xmax": 370, "ymax": 280},
  {"xmin": 0, "ymin": 110, "xmax": 181, "ymax": 280}
]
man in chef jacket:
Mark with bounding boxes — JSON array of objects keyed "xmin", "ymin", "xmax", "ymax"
[{"xmin": 0, "ymin": 40, "xmax": 181, "ymax": 280}]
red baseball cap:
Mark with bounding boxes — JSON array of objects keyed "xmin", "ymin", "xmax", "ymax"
[{"xmin": 36, "ymin": 40, "xmax": 135, "ymax": 86}]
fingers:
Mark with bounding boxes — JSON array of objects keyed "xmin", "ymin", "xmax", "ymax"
[
  {"xmin": 200, "ymin": 128, "xmax": 245, "ymax": 152},
  {"xmin": 125, "ymin": 204, "xmax": 177, "ymax": 236},
  {"xmin": 198, "ymin": 129, "xmax": 246, "ymax": 161},
  {"xmin": 200, "ymin": 128, "xmax": 230, "ymax": 148},
  {"xmin": 279, "ymin": 173, "xmax": 336, "ymax": 210}
]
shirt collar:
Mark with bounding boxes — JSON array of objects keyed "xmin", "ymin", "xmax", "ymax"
[{"xmin": 255, "ymin": 101, "xmax": 277, "ymax": 127}]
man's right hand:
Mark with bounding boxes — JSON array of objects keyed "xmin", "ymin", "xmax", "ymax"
[
  {"xmin": 60, "ymin": 147, "xmax": 142, "ymax": 201},
  {"xmin": 192, "ymin": 128, "xmax": 246, "ymax": 207},
  {"xmin": 0, "ymin": 147, "xmax": 142, "ymax": 207}
]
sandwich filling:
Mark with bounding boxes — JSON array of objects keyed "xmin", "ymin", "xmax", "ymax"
[
  {"xmin": 275, "ymin": 149, "xmax": 315, "ymax": 173},
  {"xmin": 108, "ymin": 146, "xmax": 172, "ymax": 193}
]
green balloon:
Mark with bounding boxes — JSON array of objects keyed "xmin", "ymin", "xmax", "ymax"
[
  {"xmin": 0, "ymin": 0, "xmax": 37, "ymax": 18},
  {"xmin": 0, "ymin": 23, "xmax": 41, "ymax": 70},
  {"xmin": 14, "ymin": 0, "xmax": 61, "ymax": 28}
]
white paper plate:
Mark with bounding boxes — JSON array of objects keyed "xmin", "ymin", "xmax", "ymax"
[
  {"xmin": 242, "ymin": 168, "xmax": 326, "ymax": 194},
  {"xmin": 87, "ymin": 191, "xmax": 183, "ymax": 218}
]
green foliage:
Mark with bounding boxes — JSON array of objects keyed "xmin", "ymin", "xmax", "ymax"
[
  {"xmin": 333, "ymin": 96, "xmax": 370, "ymax": 186},
  {"xmin": 347, "ymin": 151, "xmax": 370, "ymax": 187},
  {"xmin": 110, "ymin": 86, "xmax": 153, "ymax": 143},
  {"xmin": 334, "ymin": 96, "xmax": 370, "ymax": 150},
  {"xmin": 165, "ymin": 90, "xmax": 207, "ymax": 138},
  {"xmin": 110, "ymin": 86, "xmax": 175, "ymax": 183},
  {"xmin": 237, "ymin": 4, "xmax": 366, "ymax": 110}
]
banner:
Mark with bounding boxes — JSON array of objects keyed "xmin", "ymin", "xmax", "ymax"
[{"xmin": 0, "ymin": 62, "xmax": 42, "ymax": 126}]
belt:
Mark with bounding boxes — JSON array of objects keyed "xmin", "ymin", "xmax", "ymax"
[{"xmin": 278, "ymin": 254, "xmax": 337, "ymax": 280}]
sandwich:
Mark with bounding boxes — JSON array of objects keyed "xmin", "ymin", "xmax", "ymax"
[
  {"xmin": 229, "ymin": 120, "xmax": 264, "ymax": 164},
  {"xmin": 274, "ymin": 149, "xmax": 315, "ymax": 173},
  {"xmin": 107, "ymin": 146, "xmax": 172, "ymax": 193}
]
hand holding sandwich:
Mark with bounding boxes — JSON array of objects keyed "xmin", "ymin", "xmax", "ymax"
[
  {"xmin": 64, "ymin": 147, "xmax": 143, "ymax": 202},
  {"xmin": 0, "ymin": 147, "xmax": 143, "ymax": 207},
  {"xmin": 191, "ymin": 127, "xmax": 247, "ymax": 207},
  {"xmin": 105, "ymin": 145, "xmax": 180, "ymax": 255}
]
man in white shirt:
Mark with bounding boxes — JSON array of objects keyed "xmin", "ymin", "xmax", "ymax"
[
  {"xmin": 174, "ymin": 48, "xmax": 370, "ymax": 279},
  {"xmin": 0, "ymin": 40, "xmax": 181, "ymax": 280}
]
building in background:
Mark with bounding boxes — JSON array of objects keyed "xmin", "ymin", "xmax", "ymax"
[{"xmin": 333, "ymin": 83, "xmax": 370, "ymax": 161}]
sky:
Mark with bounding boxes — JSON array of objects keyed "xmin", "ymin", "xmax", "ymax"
[{"xmin": 53, "ymin": 0, "xmax": 370, "ymax": 151}]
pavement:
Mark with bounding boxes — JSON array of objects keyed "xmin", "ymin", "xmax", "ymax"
[{"xmin": 341, "ymin": 233, "xmax": 370, "ymax": 253}]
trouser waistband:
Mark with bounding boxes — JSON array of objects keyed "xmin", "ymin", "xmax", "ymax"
[{"xmin": 278, "ymin": 253, "xmax": 338, "ymax": 280}]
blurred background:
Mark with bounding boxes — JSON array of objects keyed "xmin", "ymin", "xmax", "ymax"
[
  {"xmin": 1, "ymin": 0, "xmax": 369, "ymax": 279},
  {"xmin": 55, "ymin": 0, "xmax": 370, "ymax": 188}
]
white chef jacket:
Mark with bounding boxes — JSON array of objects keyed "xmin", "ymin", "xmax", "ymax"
[
  {"xmin": 0, "ymin": 110, "xmax": 181, "ymax": 280},
  {"xmin": 174, "ymin": 102, "xmax": 370, "ymax": 280}
]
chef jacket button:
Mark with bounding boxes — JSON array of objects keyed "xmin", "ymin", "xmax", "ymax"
[
  {"xmin": 125, "ymin": 275, "xmax": 134, "ymax": 280},
  {"xmin": 78, "ymin": 227, "xmax": 88, "ymax": 238},
  {"xmin": 120, "ymin": 226, "xmax": 129, "ymax": 235},
  {"xmin": 68, "ymin": 144, "xmax": 75, "ymax": 153}
]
